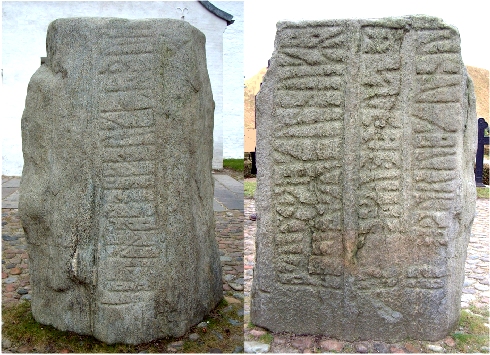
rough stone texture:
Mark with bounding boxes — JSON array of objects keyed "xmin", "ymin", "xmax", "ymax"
[
  {"xmin": 19, "ymin": 18, "xmax": 221, "ymax": 345},
  {"xmin": 251, "ymin": 16, "xmax": 476, "ymax": 342}
]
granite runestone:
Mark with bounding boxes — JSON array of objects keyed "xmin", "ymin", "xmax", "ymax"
[
  {"xmin": 251, "ymin": 15, "xmax": 476, "ymax": 342},
  {"xmin": 20, "ymin": 18, "xmax": 222, "ymax": 345}
]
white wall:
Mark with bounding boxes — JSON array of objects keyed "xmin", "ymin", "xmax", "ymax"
[
  {"xmin": 1, "ymin": 1, "xmax": 244, "ymax": 175},
  {"xmin": 220, "ymin": 1, "xmax": 244, "ymax": 160}
]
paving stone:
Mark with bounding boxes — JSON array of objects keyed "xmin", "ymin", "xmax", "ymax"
[
  {"xmin": 2, "ymin": 338, "xmax": 12, "ymax": 349},
  {"xmin": 249, "ymin": 329, "xmax": 267, "ymax": 337},
  {"xmin": 16, "ymin": 288, "xmax": 28, "ymax": 295},
  {"xmin": 4, "ymin": 277, "xmax": 18, "ymax": 284},
  {"xmin": 404, "ymin": 343, "xmax": 420, "ymax": 353},
  {"xmin": 189, "ymin": 333, "xmax": 199, "ymax": 341},
  {"xmin": 244, "ymin": 341, "xmax": 270, "ymax": 353},
  {"xmin": 426, "ymin": 344, "xmax": 444, "ymax": 352},
  {"xmin": 354, "ymin": 343, "xmax": 368, "ymax": 353},
  {"xmin": 319, "ymin": 339, "xmax": 344, "ymax": 352},
  {"xmin": 389, "ymin": 346, "xmax": 407, "ymax": 353},
  {"xmin": 373, "ymin": 342, "xmax": 390, "ymax": 353},
  {"xmin": 224, "ymin": 296, "xmax": 241, "ymax": 304},
  {"xmin": 228, "ymin": 282, "xmax": 244, "ymax": 291},
  {"xmin": 291, "ymin": 336, "xmax": 314, "ymax": 350},
  {"xmin": 233, "ymin": 345, "xmax": 244, "ymax": 353},
  {"xmin": 443, "ymin": 336, "xmax": 456, "ymax": 347},
  {"xmin": 474, "ymin": 283, "xmax": 490, "ymax": 291},
  {"xmin": 9, "ymin": 267, "xmax": 21, "ymax": 275}
]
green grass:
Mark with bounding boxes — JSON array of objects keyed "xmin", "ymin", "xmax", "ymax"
[
  {"xmin": 244, "ymin": 181, "xmax": 256, "ymax": 199},
  {"xmin": 451, "ymin": 307, "xmax": 490, "ymax": 353},
  {"xmin": 223, "ymin": 159, "xmax": 244, "ymax": 172},
  {"xmin": 476, "ymin": 187, "xmax": 489, "ymax": 199},
  {"xmin": 2, "ymin": 297, "xmax": 244, "ymax": 353},
  {"xmin": 469, "ymin": 304, "xmax": 490, "ymax": 318},
  {"xmin": 259, "ymin": 333, "xmax": 273, "ymax": 344}
]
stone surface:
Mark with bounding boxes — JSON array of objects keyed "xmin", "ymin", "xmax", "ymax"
[
  {"xmin": 19, "ymin": 18, "xmax": 221, "ymax": 345},
  {"xmin": 291, "ymin": 336, "xmax": 315, "ymax": 351},
  {"xmin": 189, "ymin": 333, "xmax": 200, "ymax": 341},
  {"xmin": 251, "ymin": 16, "xmax": 476, "ymax": 342},
  {"xmin": 443, "ymin": 336, "xmax": 456, "ymax": 347},
  {"xmin": 373, "ymin": 342, "xmax": 390, "ymax": 353},
  {"xmin": 355, "ymin": 343, "xmax": 369, "ymax": 353},
  {"xmin": 426, "ymin": 344, "xmax": 444, "ymax": 352},
  {"xmin": 320, "ymin": 339, "xmax": 344, "ymax": 352},
  {"xmin": 249, "ymin": 329, "xmax": 267, "ymax": 337},
  {"xmin": 244, "ymin": 341, "xmax": 270, "ymax": 353}
]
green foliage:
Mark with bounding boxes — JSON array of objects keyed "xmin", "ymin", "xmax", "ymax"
[
  {"xmin": 259, "ymin": 333, "xmax": 273, "ymax": 344},
  {"xmin": 244, "ymin": 157, "xmax": 252, "ymax": 177},
  {"xmin": 483, "ymin": 163, "xmax": 489, "ymax": 185},
  {"xmin": 223, "ymin": 159, "xmax": 244, "ymax": 172},
  {"xmin": 469, "ymin": 304, "xmax": 490, "ymax": 318},
  {"xmin": 452, "ymin": 308, "xmax": 490, "ymax": 353},
  {"xmin": 244, "ymin": 153, "xmax": 255, "ymax": 178},
  {"xmin": 244, "ymin": 181, "xmax": 256, "ymax": 199},
  {"xmin": 477, "ymin": 187, "xmax": 489, "ymax": 199}
]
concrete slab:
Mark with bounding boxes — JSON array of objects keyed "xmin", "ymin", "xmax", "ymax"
[
  {"xmin": 216, "ymin": 197, "xmax": 244, "ymax": 211},
  {"xmin": 2, "ymin": 177, "xmax": 21, "ymax": 188},
  {"xmin": 2, "ymin": 187, "xmax": 17, "ymax": 199},
  {"xmin": 214, "ymin": 174, "xmax": 244, "ymax": 211},
  {"xmin": 214, "ymin": 174, "xmax": 244, "ymax": 195},
  {"xmin": 213, "ymin": 199, "xmax": 226, "ymax": 212},
  {"xmin": 2, "ymin": 190, "xmax": 19, "ymax": 209}
]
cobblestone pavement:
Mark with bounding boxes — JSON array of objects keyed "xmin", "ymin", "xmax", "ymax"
[
  {"xmin": 244, "ymin": 197, "xmax": 489, "ymax": 353},
  {"xmin": 1, "ymin": 209, "xmax": 28, "ymax": 306}
]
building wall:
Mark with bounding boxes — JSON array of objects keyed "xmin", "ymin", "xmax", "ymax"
[
  {"xmin": 1, "ymin": 1, "xmax": 243, "ymax": 175},
  {"xmin": 221, "ymin": 1, "xmax": 244, "ymax": 160}
]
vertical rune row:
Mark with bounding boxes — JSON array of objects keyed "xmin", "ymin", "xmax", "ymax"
[
  {"xmin": 357, "ymin": 25, "xmax": 405, "ymax": 270},
  {"xmin": 97, "ymin": 29, "xmax": 160, "ymax": 313},
  {"xmin": 272, "ymin": 25, "xmax": 348, "ymax": 288},
  {"xmin": 408, "ymin": 28, "xmax": 462, "ymax": 288}
]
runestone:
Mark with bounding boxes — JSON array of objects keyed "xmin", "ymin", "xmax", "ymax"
[
  {"xmin": 20, "ymin": 18, "xmax": 221, "ymax": 344},
  {"xmin": 251, "ymin": 15, "xmax": 476, "ymax": 341}
]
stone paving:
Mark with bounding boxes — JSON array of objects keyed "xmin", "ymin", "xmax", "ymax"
[
  {"xmin": 1, "ymin": 176, "xmax": 20, "ymax": 209},
  {"xmin": 214, "ymin": 174, "xmax": 245, "ymax": 212},
  {"xmin": 244, "ymin": 197, "xmax": 489, "ymax": 353}
]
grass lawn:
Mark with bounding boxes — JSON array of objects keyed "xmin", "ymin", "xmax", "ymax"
[
  {"xmin": 223, "ymin": 159, "xmax": 244, "ymax": 172},
  {"xmin": 476, "ymin": 187, "xmax": 489, "ymax": 199},
  {"xmin": 244, "ymin": 181, "xmax": 256, "ymax": 199},
  {"xmin": 452, "ymin": 305, "xmax": 490, "ymax": 353}
]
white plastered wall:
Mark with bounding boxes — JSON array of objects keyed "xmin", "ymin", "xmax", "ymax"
[
  {"xmin": 1, "ymin": 1, "xmax": 243, "ymax": 174},
  {"xmin": 220, "ymin": 1, "xmax": 244, "ymax": 161}
]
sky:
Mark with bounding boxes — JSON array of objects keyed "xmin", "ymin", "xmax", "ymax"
[{"xmin": 244, "ymin": 0, "xmax": 490, "ymax": 79}]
